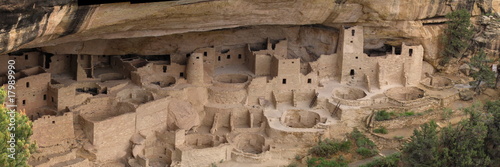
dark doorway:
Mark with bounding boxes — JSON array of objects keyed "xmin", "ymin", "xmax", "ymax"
[
  {"xmin": 44, "ymin": 53, "xmax": 54, "ymax": 69},
  {"xmin": 409, "ymin": 49, "xmax": 413, "ymax": 57},
  {"xmin": 350, "ymin": 69, "xmax": 355, "ymax": 76},
  {"xmin": 282, "ymin": 79, "xmax": 287, "ymax": 84}
]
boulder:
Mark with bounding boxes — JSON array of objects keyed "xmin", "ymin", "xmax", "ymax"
[{"xmin": 459, "ymin": 89, "xmax": 475, "ymax": 101}]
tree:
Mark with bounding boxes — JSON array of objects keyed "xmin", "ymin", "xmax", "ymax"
[
  {"xmin": 402, "ymin": 121, "xmax": 440, "ymax": 167},
  {"xmin": 0, "ymin": 87, "xmax": 36, "ymax": 166},
  {"xmin": 438, "ymin": 105, "xmax": 491, "ymax": 166},
  {"xmin": 484, "ymin": 100, "xmax": 500, "ymax": 162},
  {"xmin": 402, "ymin": 104, "xmax": 494, "ymax": 167},
  {"xmin": 441, "ymin": 9, "xmax": 474, "ymax": 64},
  {"xmin": 469, "ymin": 50, "xmax": 495, "ymax": 94}
]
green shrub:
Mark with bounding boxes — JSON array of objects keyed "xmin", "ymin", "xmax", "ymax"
[
  {"xmin": 375, "ymin": 110, "xmax": 392, "ymax": 121},
  {"xmin": 307, "ymin": 157, "xmax": 348, "ymax": 167},
  {"xmin": 309, "ymin": 139, "xmax": 351, "ymax": 157},
  {"xmin": 357, "ymin": 147, "xmax": 378, "ymax": 158},
  {"xmin": 287, "ymin": 163, "xmax": 298, "ymax": 167},
  {"xmin": 351, "ymin": 128, "xmax": 376, "ymax": 149},
  {"xmin": 359, "ymin": 152, "xmax": 401, "ymax": 167},
  {"xmin": 403, "ymin": 111, "xmax": 415, "ymax": 116},
  {"xmin": 393, "ymin": 136, "xmax": 404, "ymax": 140},
  {"xmin": 373, "ymin": 127, "xmax": 388, "ymax": 134},
  {"xmin": 441, "ymin": 108, "xmax": 454, "ymax": 120}
]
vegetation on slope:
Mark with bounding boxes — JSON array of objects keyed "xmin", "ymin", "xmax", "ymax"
[
  {"xmin": 303, "ymin": 128, "xmax": 378, "ymax": 167},
  {"xmin": 401, "ymin": 101, "xmax": 500, "ymax": 166}
]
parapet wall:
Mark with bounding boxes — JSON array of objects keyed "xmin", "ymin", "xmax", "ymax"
[
  {"xmin": 32, "ymin": 113, "xmax": 74, "ymax": 147},
  {"xmin": 175, "ymin": 144, "xmax": 232, "ymax": 167},
  {"xmin": 93, "ymin": 112, "xmax": 136, "ymax": 162}
]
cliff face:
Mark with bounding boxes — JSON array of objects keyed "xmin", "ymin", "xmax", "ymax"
[{"xmin": 0, "ymin": 0, "xmax": 498, "ymax": 64}]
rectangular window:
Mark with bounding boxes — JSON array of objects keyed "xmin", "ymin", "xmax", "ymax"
[
  {"xmin": 282, "ymin": 79, "xmax": 286, "ymax": 84},
  {"xmin": 43, "ymin": 94, "xmax": 47, "ymax": 100},
  {"xmin": 307, "ymin": 79, "xmax": 312, "ymax": 84}
]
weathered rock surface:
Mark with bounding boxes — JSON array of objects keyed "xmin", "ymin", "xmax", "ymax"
[{"xmin": 0, "ymin": 0, "xmax": 498, "ymax": 64}]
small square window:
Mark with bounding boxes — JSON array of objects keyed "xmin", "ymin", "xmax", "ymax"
[
  {"xmin": 282, "ymin": 79, "xmax": 287, "ymax": 84},
  {"xmin": 307, "ymin": 79, "xmax": 312, "ymax": 84}
]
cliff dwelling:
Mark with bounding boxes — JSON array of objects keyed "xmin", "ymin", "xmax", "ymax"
[
  {"xmin": 1, "ymin": 0, "xmax": 499, "ymax": 166},
  {"xmin": 0, "ymin": 24, "xmax": 464, "ymax": 166}
]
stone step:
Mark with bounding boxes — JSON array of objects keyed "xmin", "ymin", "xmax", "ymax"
[
  {"xmin": 34, "ymin": 150, "xmax": 76, "ymax": 167},
  {"xmin": 52, "ymin": 158, "xmax": 89, "ymax": 167}
]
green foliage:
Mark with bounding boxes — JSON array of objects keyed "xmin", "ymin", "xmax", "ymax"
[
  {"xmin": 402, "ymin": 121, "xmax": 440, "ymax": 166},
  {"xmin": 356, "ymin": 147, "xmax": 378, "ymax": 158},
  {"xmin": 295, "ymin": 155, "xmax": 302, "ymax": 160},
  {"xmin": 393, "ymin": 136, "xmax": 404, "ymax": 140},
  {"xmin": 287, "ymin": 163, "xmax": 298, "ymax": 167},
  {"xmin": 351, "ymin": 129, "xmax": 376, "ymax": 149},
  {"xmin": 309, "ymin": 139, "xmax": 351, "ymax": 157},
  {"xmin": 441, "ymin": 108, "xmax": 454, "ymax": 120},
  {"xmin": 469, "ymin": 50, "xmax": 496, "ymax": 93},
  {"xmin": 359, "ymin": 152, "xmax": 401, "ymax": 167},
  {"xmin": 374, "ymin": 110, "xmax": 393, "ymax": 121},
  {"xmin": 403, "ymin": 103, "xmax": 500, "ymax": 167},
  {"xmin": 350, "ymin": 128, "xmax": 378, "ymax": 158},
  {"xmin": 0, "ymin": 87, "xmax": 36, "ymax": 167},
  {"xmin": 484, "ymin": 100, "xmax": 500, "ymax": 162},
  {"xmin": 306, "ymin": 157, "xmax": 348, "ymax": 167},
  {"xmin": 441, "ymin": 9, "xmax": 474, "ymax": 62},
  {"xmin": 0, "ymin": 87, "xmax": 5, "ymax": 104},
  {"xmin": 438, "ymin": 106, "xmax": 491, "ymax": 166},
  {"xmin": 373, "ymin": 127, "xmax": 388, "ymax": 134},
  {"xmin": 399, "ymin": 111, "xmax": 415, "ymax": 117},
  {"xmin": 375, "ymin": 110, "xmax": 415, "ymax": 121}
]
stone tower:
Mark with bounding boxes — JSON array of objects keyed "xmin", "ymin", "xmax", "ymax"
[
  {"xmin": 338, "ymin": 26, "xmax": 364, "ymax": 84},
  {"xmin": 186, "ymin": 52, "xmax": 204, "ymax": 86}
]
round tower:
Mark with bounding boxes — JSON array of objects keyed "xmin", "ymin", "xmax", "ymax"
[{"xmin": 186, "ymin": 52, "xmax": 204, "ymax": 85}]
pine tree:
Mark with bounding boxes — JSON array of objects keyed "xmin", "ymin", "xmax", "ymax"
[
  {"xmin": 469, "ymin": 50, "xmax": 495, "ymax": 94},
  {"xmin": 484, "ymin": 100, "xmax": 500, "ymax": 162},
  {"xmin": 438, "ymin": 105, "xmax": 491, "ymax": 166},
  {"xmin": 441, "ymin": 9, "xmax": 474, "ymax": 64},
  {"xmin": 0, "ymin": 87, "xmax": 36, "ymax": 166},
  {"xmin": 402, "ymin": 121, "xmax": 440, "ymax": 167}
]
